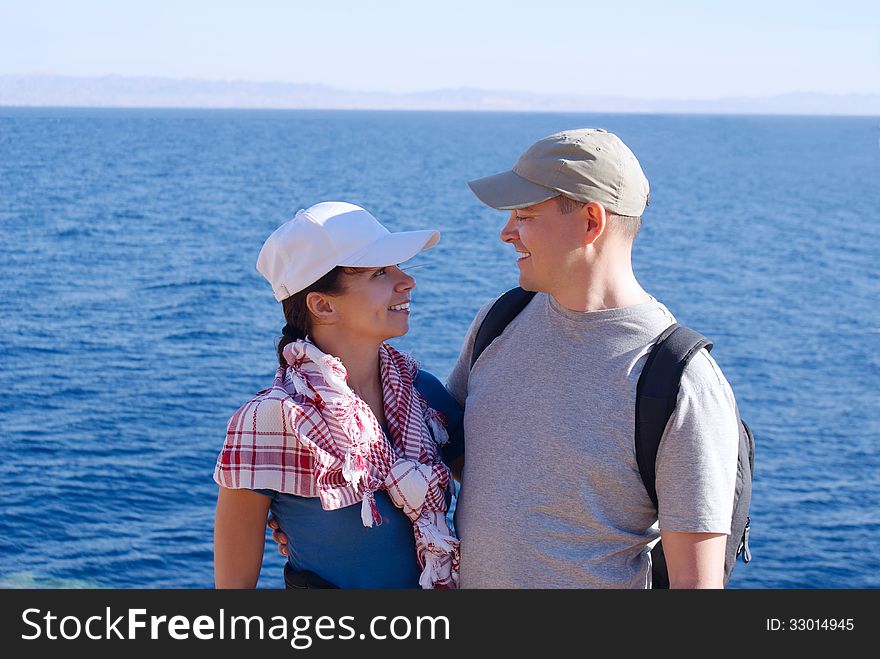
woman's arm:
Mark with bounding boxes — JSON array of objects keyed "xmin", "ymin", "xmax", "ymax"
[
  {"xmin": 414, "ymin": 369, "xmax": 465, "ymax": 480},
  {"xmin": 213, "ymin": 486, "xmax": 272, "ymax": 588}
]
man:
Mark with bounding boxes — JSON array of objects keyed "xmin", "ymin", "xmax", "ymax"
[
  {"xmin": 272, "ymin": 128, "xmax": 739, "ymax": 588},
  {"xmin": 444, "ymin": 128, "xmax": 739, "ymax": 588}
]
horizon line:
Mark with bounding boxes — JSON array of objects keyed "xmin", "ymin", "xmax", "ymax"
[
  {"xmin": 3, "ymin": 72, "xmax": 879, "ymax": 104},
  {"xmin": 2, "ymin": 104, "xmax": 878, "ymax": 119}
]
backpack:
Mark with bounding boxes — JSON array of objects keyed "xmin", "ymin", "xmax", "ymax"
[{"xmin": 470, "ymin": 287, "xmax": 754, "ymax": 588}]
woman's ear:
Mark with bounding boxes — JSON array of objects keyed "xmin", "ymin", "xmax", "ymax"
[{"xmin": 305, "ymin": 291, "xmax": 336, "ymax": 324}]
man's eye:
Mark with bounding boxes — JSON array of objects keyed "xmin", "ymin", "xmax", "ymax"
[{"xmin": 373, "ymin": 268, "xmax": 387, "ymax": 277}]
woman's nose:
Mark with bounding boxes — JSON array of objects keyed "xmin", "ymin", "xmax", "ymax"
[{"xmin": 396, "ymin": 268, "xmax": 416, "ymax": 291}]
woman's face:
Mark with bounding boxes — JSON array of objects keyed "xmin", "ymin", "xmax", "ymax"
[{"xmin": 327, "ymin": 265, "xmax": 416, "ymax": 343}]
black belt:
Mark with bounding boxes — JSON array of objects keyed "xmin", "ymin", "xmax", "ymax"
[{"xmin": 283, "ymin": 562, "xmax": 338, "ymax": 589}]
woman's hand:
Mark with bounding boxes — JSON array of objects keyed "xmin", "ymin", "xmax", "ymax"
[
  {"xmin": 267, "ymin": 514, "xmax": 290, "ymax": 558},
  {"xmin": 213, "ymin": 487, "xmax": 272, "ymax": 588}
]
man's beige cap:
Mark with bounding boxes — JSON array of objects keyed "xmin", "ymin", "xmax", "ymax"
[{"xmin": 467, "ymin": 128, "xmax": 650, "ymax": 216}]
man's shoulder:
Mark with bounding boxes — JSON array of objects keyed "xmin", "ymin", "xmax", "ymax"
[
  {"xmin": 638, "ymin": 300, "xmax": 731, "ymax": 393},
  {"xmin": 470, "ymin": 292, "xmax": 505, "ymax": 326},
  {"xmin": 680, "ymin": 348, "xmax": 734, "ymax": 396},
  {"xmin": 470, "ymin": 288, "xmax": 545, "ymax": 331},
  {"xmin": 637, "ymin": 296, "xmax": 677, "ymax": 328}
]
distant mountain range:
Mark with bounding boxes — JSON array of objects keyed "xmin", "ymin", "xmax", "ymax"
[{"xmin": 2, "ymin": 74, "xmax": 878, "ymax": 116}]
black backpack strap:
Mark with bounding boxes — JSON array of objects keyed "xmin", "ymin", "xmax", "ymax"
[
  {"xmin": 635, "ymin": 324, "xmax": 713, "ymax": 508},
  {"xmin": 470, "ymin": 287, "xmax": 537, "ymax": 369}
]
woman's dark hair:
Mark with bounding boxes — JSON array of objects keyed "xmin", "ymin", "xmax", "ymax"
[{"xmin": 277, "ymin": 266, "xmax": 347, "ymax": 365}]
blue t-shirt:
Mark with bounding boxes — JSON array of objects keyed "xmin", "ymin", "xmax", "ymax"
[{"xmin": 257, "ymin": 369, "xmax": 463, "ymax": 588}]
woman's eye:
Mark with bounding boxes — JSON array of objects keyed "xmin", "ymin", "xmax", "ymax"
[{"xmin": 373, "ymin": 268, "xmax": 387, "ymax": 277}]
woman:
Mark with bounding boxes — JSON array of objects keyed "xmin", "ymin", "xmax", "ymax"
[{"xmin": 213, "ymin": 201, "xmax": 461, "ymax": 589}]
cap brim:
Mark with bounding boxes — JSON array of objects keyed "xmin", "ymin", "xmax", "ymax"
[
  {"xmin": 340, "ymin": 229, "xmax": 440, "ymax": 268},
  {"xmin": 467, "ymin": 170, "xmax": 558, "ymax": 210}
]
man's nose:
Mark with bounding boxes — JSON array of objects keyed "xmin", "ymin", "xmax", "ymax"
[{"xmin": 500, "ymin": 211, "xmax": 518, "ymax": 243}]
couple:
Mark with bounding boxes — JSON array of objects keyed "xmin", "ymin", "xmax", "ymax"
[{"xmin": 213, "ymin": 128, "xmax": 741, "ymax": 589}]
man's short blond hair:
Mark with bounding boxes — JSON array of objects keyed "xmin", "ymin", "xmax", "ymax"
[{"xmin": 554, "ymin": 195, "xmax": 642, "ymax": 242}]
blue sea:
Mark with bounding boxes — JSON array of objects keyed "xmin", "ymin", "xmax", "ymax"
[{"xmin": 1, "ymin": 107, "xmax": 878, "ymax": 589}]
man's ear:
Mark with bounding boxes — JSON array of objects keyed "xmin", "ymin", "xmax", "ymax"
[
  {"xmin": 305, "ymin": 291, "xmax": 336, "ymax": 324},
  {"xmin": 581, "ymin": 201, "xmax": 608, "ymax": 245}
]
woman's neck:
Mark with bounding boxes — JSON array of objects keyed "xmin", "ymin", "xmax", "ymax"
[{"xmin": 309, "ymin": 328, "xmax": 385, "ymax": 422}]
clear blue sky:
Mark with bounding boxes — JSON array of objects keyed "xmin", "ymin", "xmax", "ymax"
[{"xmin": 1, "ymin": 0, "xmax": 877, "ymax": 98}]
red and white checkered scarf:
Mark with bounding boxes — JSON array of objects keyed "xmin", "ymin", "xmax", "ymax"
[{"xmin": 214, "ymin": 338, "xmax": 459, "ymax": 589}]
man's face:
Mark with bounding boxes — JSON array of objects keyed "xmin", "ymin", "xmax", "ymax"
[{"xmin": 499, "ymin": 197, "xmax": 583, "ymax": 295}]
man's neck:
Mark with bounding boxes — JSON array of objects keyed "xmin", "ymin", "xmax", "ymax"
[{"xmin": 549, "ymin": 260, "xmax": 650, "ymax": 312}]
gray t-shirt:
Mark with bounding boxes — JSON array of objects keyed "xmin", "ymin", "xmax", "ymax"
[{"xmin": 446, "ymin": 293, "xmax": 739, "ymax": 588}]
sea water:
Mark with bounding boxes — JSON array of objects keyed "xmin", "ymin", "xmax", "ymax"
[{"xmin": 1, "ymin": 108, "xmax": 878, "ymax": 588}]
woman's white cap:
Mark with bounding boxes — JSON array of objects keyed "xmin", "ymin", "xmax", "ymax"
[{"xmin": 257, "ymin": 201, "xmax": 440, "ymax": 301}]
